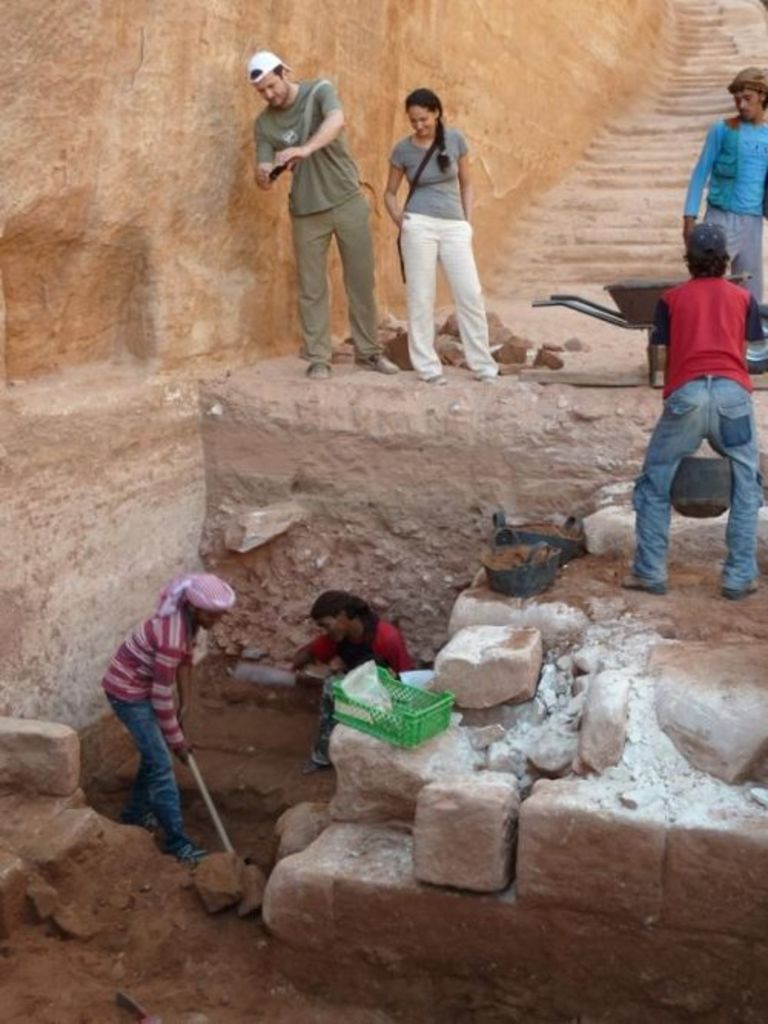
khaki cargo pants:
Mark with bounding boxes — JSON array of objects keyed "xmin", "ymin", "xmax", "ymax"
[{"xmin": 291, "ymin": 192, "xmax": 381, "ymax": 367}]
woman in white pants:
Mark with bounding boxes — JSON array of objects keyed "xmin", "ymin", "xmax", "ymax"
[{"xmin": 384, "ymin": 88, "xmax": 498, "ymax": 385}]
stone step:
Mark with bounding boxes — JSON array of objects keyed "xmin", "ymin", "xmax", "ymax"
[
  {"xmin": 565, "ymin": 175, "xmax": 690, "ymax": 190},
  {"xmin": 518, "ymin": 246, "xmax": 679, "ymax": 266}
]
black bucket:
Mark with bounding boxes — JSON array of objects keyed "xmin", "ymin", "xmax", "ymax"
[
  {"xmin": 491, "ymin": 510, "xmax": 586, "ymax": 566},
  {"xmin": 482, "ymin": 541, "xmax": 560, "ymax": 598},
  {"xmin": 671, "ymin": 456, "xmax": 732, "ymax": 518}
]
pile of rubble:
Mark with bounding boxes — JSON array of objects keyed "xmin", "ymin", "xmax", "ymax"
[
  {"xmin": 263, "ymin": 531, "xmax": 768, "ymax": 954},
  {"xmin": 330, "ymin": 311, "xmax": 566, "ymax": 374}
]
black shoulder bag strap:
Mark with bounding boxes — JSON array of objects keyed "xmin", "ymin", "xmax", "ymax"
[{"xmin": 397, "ymin": 140, "xmax": 438, "ymax": 283}]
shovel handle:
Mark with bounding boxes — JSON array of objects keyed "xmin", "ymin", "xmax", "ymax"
[{"xmin": 185, "ymin": 753, "xmax": 235, "ymax": 854}]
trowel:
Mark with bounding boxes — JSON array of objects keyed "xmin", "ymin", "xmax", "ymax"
[
  {"xmin": 231, "ymin": 662, "xmax": 297, "ymax": 686},
  {"xmin": 231, "ymin": 662, "xmax": 329, "ymax": 687},
  {"xmin": 115, "ymin": 990, "xmax": 162, "ymax": 1023}
]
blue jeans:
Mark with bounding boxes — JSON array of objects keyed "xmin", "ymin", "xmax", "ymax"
[
  {"xmin": 633, "ymin": 376, "xmax": 762, "ymax": 590},
  {"xmin": 106, "ymin": 695, "xmax": 192, "ymax": 855}
]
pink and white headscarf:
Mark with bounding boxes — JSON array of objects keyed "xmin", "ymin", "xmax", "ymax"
[{"xmin": 155, "ymin": 574, "xmax": 236, "ymax": 617}]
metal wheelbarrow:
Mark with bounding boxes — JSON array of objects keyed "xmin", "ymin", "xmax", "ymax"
[{"xmin": 533, "ymin": 276, "xmax": 768, "ymax": 380}]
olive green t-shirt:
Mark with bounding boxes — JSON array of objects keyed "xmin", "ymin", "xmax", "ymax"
[{"xmin": 254, "ymin": 79, "xmax": 362, "ymax": 217}]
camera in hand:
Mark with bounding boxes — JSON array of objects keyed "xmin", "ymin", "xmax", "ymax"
[{"xmin": 269, "ymin": 163, "xmax": 288, "ymax": 181}]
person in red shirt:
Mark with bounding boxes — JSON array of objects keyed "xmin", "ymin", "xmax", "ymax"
[
  {"xmin": 292, "ymin": 590, "xmax": 414, "ymax": 772},
  {"xmin": 624, "ymin": 222, "xmax": 763, "ymax": 600}
]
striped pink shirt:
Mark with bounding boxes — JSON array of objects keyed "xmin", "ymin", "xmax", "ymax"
[{"xmin": 102, "ymin": 611, "xmax": 192, "ymax": 749}]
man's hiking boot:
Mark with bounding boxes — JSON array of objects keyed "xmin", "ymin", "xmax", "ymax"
[
  {"xmin": 621, "ymin": 573, "xmax": 667, "ymax": 596},
  {"xmin": 722, "ymin": 579, "xmax": 758, "ymax": 601},
  {"xmin": 306, "ymin": 363, "xmax": 331, "ymax": 381},
  {"xmin": 300, "ymin": 759, "xmax": 331, "ymax": 775},
  {"xmin": 356, "ymin": 354, "xmax": 399, "ymax": 375}
]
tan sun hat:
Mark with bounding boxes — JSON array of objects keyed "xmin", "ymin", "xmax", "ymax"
[{"xmin": 727, "ymin": 67, "xmax": 768, "ymax": 95}]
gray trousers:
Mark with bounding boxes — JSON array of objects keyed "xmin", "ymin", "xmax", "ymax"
[
  {"xmin": 705, "ymin": 206, "xmax": 764, "ymax": 303},
  {"xmin": 291, "ymin": 192, "xmax": 381, "ymax": 367}
]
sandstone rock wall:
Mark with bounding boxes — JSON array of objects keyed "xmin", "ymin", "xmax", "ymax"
[
  {"xmin": 0, "ymin": 372, "xmax": 206, "ymax": 729},
  {"xmin": 1, "ymin": 0, "xmax": 665, "ymax": 379},
  {"xmin": 0, "ymin": 0, "xmax": 666, "ymax": 734}
]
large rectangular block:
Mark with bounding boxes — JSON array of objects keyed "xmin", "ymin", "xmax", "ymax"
[
  {"xmin": 0, "ymin": 717, "xmax": 80, "ymax": 797},
  {"xmin": 663, "ymin": 813, "xmax": 768, "ymax": 939},
  {"xmin": 516, "ymin": 779, "xmax": 666, "ymax": 922},
  {"xmin": 434, "ymin": 626, "xmax": 542, "ymax": 708},
  {"xmin": 414, "ymin": 772, "xmax": 520, "ymax": 892},
  {"xmin": 329, "ymin": 725, "xmax": 482, "ymax": 823}
]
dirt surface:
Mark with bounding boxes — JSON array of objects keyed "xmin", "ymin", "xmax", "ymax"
[
  {"xmin": 2, "ymin": 669, "xmax": 396, "ymax": 1024},
  {"xmin": 0, "ymin": 821, "xmax": 403, "ymax": 1024},
  {"xmin": 10, "ymin": 545, "xmax": 768, "ymax": 1024}
]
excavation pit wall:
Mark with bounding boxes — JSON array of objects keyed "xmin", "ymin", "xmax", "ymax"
[
  {"xmin": 3, "ymin": 361, "xmax": 768, "ymax": 1020},
  {"xmin": 189, "ymin": 361, "xmax": 768, "ymax": 1021}
]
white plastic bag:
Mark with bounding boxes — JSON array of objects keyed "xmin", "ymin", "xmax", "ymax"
[{"xmin": 339, "ymin": 660, "xmax": 393, "ymax": 711}]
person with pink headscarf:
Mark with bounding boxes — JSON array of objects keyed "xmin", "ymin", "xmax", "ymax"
[{"xmin": 102, "ymin": 573, "xmax": 236, "ymax": 864}]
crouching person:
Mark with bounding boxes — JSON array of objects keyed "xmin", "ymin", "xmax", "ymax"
[
  {"xmin": 624, "ymin": 223, "xmax": 763, "ymax": 600},
  {"xmin": 102, "ymin": 573, "xmax": 236, "ymax": 863},
  {"xmin": 293, "ymin": 590, "xmax": 413, "ymax": 773}
]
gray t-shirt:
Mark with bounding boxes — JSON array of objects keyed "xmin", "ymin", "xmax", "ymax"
[
  {"xmin": 389, "ymin": 128, "xmax": 469, "ymax": 220},
  {"xmin": 255, "ymin": 79, "xmax": 361, "ymax": 217}
]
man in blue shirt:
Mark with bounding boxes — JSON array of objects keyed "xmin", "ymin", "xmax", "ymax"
[{"xmin": 683, "ymin": 67, "xmax": 768, "ymax": 302}]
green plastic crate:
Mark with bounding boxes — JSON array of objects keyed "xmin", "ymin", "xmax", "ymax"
[{"xmin": 332, "ymin": 667, "xmax": 454, "ymax": 748}]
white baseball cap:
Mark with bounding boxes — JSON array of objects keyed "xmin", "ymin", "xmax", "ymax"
[{"xmin": 247, "ymin": 50, "xmax": 290, "ymax": 82}]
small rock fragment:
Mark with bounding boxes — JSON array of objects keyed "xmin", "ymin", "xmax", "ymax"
[
  {"xmin": 533, "ymin": 349, "xmax": 564, "ymax": 370},
  {"xmin": 468, "ymin": 724, "xmax": 506, "ymax": 750},
  {"xmin": 193, "ymin": 852, "xmax": 244, "ymax": 914},
  {"xmin": 749, "ymin": 787, "xmax": 768, "ymax": 809},
  {"xmin": 53, "ymin": 904, "xmax": 96, "ymax": 940},
  {"xmin": 27, "ymin": 876, "xmax": 58, "ymax": 920},
  {"xmin": 527, "ymin": 728, "xmax": 578, "ymax": 778}
]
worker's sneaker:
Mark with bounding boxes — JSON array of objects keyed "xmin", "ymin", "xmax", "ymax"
[
  {"xmin": 621, "ymin": 573, "xmax": 667, "ymax": 596},
  {"xmin": 120, "ymin": 810, "xmax": 160, "ymax": 832},
  {"xmin": 306, "ymin": 362, "xmax": 331, "ymax": 381},
  {"xmin": 722, "ymin": 579, "xmax": 759, "ymax": 601},
  {"xmin": 172, "ymin": 842, "xmax": 208, "ymax": 865},
  {"xmin": 421, "ymin": 374, "xmax": 448, "ymax": 386},
  {"xmin": 300, "ymin": 759, "xmax": 331, "ymax": 775},
  {"xmin": 356, "ymin": 354, "xmax": 399, "ymax": 375}
]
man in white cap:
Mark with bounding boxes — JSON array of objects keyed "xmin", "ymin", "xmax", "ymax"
[
  {"xmin": 683, "ymin": 67, "xmax": 768, "ymax": 302},
  {"xmin": 248, "ymin": 50, "xmax": 398, "ymax": 381}
]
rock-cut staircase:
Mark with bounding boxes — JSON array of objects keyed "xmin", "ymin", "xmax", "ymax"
[{"xmin": 493, "ymin": 0, "xmax": 768, "ymax": 298}]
